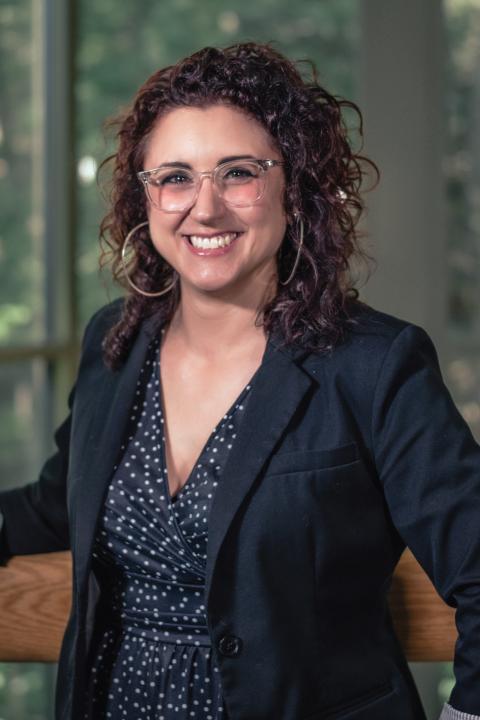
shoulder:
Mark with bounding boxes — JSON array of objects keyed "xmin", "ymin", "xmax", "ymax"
[
  {"xmin": 85, "ymin": 298, "xmax": 125, "ymax": 337},
  {"xmin": 78, "ymin": 297, "xmax": 126, "ymax": 368},
  {"xmin": 82, "ymin": 297, "xmax": 125, "ymax": 343},
  {"xmin": 339, "ymin": 300, "xmax": 435, "ymax": 357},
  {"xmin": 343, "ymin": 301, "xmax": 415, "ymax": 345},
  {"xmin": 304, "ymin": 301, "xmax": 440, "ymax": 383}
]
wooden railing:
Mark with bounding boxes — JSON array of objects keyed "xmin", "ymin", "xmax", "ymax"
[
  {"xmin": 0, "ymin": 549, "xmax": 456, "ymax": 662},
  {"xmin": 0, "ymin": 552, "xmax": 72, "ymax": 662}
]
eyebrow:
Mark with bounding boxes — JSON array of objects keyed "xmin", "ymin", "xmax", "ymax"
[{"xmin": 146, "ymin": 154, "xmax": 257, "ymax": 170}]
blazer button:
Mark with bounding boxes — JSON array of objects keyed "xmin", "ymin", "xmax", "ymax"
[{"xmin": 218, "ymin": 634, "xmax": 242, "ymax": 657}]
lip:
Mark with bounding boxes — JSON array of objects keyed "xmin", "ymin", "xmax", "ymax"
[{"xmin": 182, "ymin": 232, "xmax": 243, "ymax": 256}]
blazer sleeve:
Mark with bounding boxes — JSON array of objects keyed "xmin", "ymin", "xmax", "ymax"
[
  {"xmin": 0, "ymin": 309, "xmax": 102, "ymax": 562},
  {"xmin": 0, "ymin": 388, "xmax": 74, "ymax": 561},
  {"xmin": 371, "ymin": 324, "xmax": 480, "ymax": 716}
]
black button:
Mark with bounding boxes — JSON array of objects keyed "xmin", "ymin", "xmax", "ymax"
[{"xmin": 218, "ymin": 634, "xmax": 242, "ymax": 657}]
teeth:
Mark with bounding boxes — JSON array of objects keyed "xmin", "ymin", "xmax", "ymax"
[{"xmin": 189, "ymin": 233, "xmax": 238, "ymax": 249}]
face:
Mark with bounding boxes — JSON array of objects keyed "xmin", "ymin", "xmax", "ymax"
[{"xmin": 141, "ymin": 104, "xmax": 287, "ymax": 299}]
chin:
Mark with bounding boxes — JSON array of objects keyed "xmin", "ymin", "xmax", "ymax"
[
  {"xmin": 192, "ymin": 280, "xmax": 239, "ymax": 294},
  {"xmin": 180, "ymin": 270, "xmax": 249, "ymax": 294}
]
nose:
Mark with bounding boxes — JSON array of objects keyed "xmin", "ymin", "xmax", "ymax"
[{"xmin": 189, "ymin": 174, "xmax": 226, "ymax": 222}]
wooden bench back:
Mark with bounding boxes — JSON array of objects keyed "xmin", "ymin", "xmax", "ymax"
[{"xmin": 0, "ymin": 549, "xmax": 456, "ymax": 662}]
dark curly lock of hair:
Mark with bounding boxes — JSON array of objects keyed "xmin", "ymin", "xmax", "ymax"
[{"xmin": 99, "ymin": 41, "xmax": 379, "ymax": 370}]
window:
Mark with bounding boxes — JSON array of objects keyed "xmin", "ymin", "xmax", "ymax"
[
  {"xmin": 444, "ymin": 0, "xmax": 480, "ymax": 444},
  {"xmin": 0, "ymin": 0, "xmax": 72, "ymax": 715}
]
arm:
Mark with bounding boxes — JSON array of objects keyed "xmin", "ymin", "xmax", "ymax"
[
  {"xmin": 0, "ymin": 300, "xmax": 120, "ymax": 561},
  {"xmin": 0, "ymin": 387, "xmax": 74, "ymax": 560},
  {"xmin": 371, "ymin": 324, "xmax": 480, "ymax": 717}
]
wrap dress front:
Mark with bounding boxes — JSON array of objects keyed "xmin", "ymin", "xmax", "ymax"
[{"xmin": 83, "ymin": 334, "xmax": 261, "ymax": 719}]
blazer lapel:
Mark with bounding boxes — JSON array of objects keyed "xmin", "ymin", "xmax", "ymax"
[
  {"xmin": 73, "ymin": 313, "xmax": 315, "ymax": 608},
  {"xmin": 204, "ymin": 335, "xmax": 315, "ymax": 608},
  {"xmin": 74, "ymin": 319, "xmax": 154, "ymax": 586}
]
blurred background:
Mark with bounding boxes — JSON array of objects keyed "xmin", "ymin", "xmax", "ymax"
[{"xmin": 0, "ymin": 0, "xmax": 479, "ymax": 717}]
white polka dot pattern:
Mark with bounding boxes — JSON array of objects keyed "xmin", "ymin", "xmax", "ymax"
[{"xmin": 83, "ymin": 336, "xmax": 257, "ymax": 719}]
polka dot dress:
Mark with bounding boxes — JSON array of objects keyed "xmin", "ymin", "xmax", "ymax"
[{"xmin": 83, "ymin": 334, "xmax": 258, "ymax": 720}]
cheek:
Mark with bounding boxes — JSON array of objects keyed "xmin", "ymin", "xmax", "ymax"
[
  {"xmin": 147, "ymin": 212, "xmax": 178, "ymax": 250},
  {"xmin": 257, "ymin": 203, "xmax": 287, "ymax": 251},
  {"xmin": 266, "ymin": 215, "xmax": 288, "ymax": 253},
  {"xmin": 264, "ymin": 183, "xmax": 288, "ymax": 241},
  {"xmin": 248, "ymin": 190, "xmax": 287, "ymax": 241}
]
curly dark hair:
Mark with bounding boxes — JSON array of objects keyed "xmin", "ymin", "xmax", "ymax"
[{"xmin": 99, "ymin": 41, "xmax": 378, "ymax": 370}]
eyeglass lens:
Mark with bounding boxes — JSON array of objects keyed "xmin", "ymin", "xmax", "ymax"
[{"xmin": 145, "ymin": 160, "xmax": 265, "ymax": 211}]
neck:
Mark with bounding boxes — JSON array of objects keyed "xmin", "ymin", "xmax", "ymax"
[{"xmin": 167, "ymin": 277, "xmax": 276, "ymax": 362}]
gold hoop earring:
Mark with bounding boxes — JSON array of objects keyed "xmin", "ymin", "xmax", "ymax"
[
  {"xmin": 279, "ymin": 214, "xmax": 304, "ymax": 286},
  {"xmin": 121, "ymin": 221, "xmax": 178, "ymax": 298}
]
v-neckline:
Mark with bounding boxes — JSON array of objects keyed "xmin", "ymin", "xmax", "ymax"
[
  {"xmin": 158, "ymin": 375, "xmax": 253, "ymax": 505},
  {"xmin": 154, "ymin": 334, "xmax": 267, "ymax": 506}
]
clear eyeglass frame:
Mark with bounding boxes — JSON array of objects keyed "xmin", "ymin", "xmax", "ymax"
[{"xmin": 137, "ymin": 158, "xmax": 284, "ymax": 212}]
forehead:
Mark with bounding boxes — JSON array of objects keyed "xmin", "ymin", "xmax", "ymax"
[{"xmin": 143, "ymin": 104, "xmax": 280, "ymax": 168}]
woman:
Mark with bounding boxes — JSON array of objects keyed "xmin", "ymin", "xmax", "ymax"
[{"xmin": 0, "ymin": 42, "xmax": 479, "ymax": 720}]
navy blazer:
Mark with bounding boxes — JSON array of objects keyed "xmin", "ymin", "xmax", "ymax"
[{"xmin": 1, "ymin": 298, "xmax": 479, "ymax": 720}]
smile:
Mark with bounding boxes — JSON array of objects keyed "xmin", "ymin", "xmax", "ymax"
[
  {"xmin": 182, "ymin": 231, "xmax": 243, "ymax": 257},
  {"xmin": 186, "ymin": 232, "xmax": 240, "ymax": 249}
]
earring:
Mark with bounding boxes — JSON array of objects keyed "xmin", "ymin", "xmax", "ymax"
[
  {"xmin": 279, "ymin": 213, "xmax": 304, "ymax": 286},
  {"xmin": 121, "ymin": 221, "xmax": 178, "ymax": 298}
]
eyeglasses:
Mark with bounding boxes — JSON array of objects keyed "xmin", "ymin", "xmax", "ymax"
[{"xmin": 137, "ymin": 158, "xmax": 284, "ymax": 213}]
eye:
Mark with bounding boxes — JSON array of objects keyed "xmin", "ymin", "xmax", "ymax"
[
  {"xmin": 150, "ymin": 171, "xmax": 193, "ymax": 187},
  {"xmin": 222, "ymin": 165, "xmax": 258, "ymax": 182},
  {"xmin": 227, "ymin": 167, "xmax": 252, "ymax": 177}
]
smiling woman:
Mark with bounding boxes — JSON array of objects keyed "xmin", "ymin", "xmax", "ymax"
[
  {"xmin": 98, "ymin": 43, "xmax": 373, "ymax": 371},
  {"xmin": 139, "ymin": 105, "xmax": 288, "ymax": 302},
  {"xmin": 1, "ymin": 41, "xmax": 480, "ymax": 720}
]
